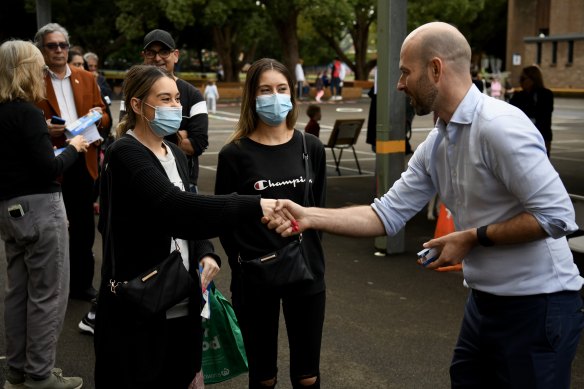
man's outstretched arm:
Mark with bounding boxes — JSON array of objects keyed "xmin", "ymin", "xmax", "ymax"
[{"xmin": 268, "ymin": 199, "xmax": 386, "ymax": 238}]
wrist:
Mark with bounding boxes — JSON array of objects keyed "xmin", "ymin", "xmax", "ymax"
[{"xmin": 476, "ymin": 225, "xmax": 495, "ymax": 247}]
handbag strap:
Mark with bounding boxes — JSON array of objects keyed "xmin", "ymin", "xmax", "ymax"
[
  {"xmin": 105, "ymin": 145, "xmax": 179, "ymax": 291},
  {"xmin": 301, "ymin": 131, "xmax": 310, "ymax": 207}
]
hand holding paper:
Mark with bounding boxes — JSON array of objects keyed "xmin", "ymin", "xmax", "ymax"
[{"xmin": 65, "ymin": 110, "xmax": 103, "ymax": 144}]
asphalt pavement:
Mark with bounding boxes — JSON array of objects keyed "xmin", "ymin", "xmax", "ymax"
[{"xmin": 1, "ymin": 96, "xmax": 583, "ymax": 388}]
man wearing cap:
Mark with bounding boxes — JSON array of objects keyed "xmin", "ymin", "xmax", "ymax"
[{"xmin": 141, "ymin": 29, "xmax": 208, "ymax": 192}]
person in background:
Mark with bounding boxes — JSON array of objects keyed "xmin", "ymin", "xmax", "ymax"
[
  {"xmin": 295, "ymin": 58, "xmax": 306, "ymax": 99},
  {"xmin": 141, "ymin": 29, "xmax": 208, "ymax": 192},
  {"xmin": 94, "ymin": 64, "xmax": 283, "ymax": 388},
  {"xmin": 305, "ymin": 104, "xmax": 321, "ymax": 138},
  {"xmin": 0, "ymin": 39, "xmax": 88, "ymax": 389},
  {"xmin": 68, "ymin": 50, "xmax": 85, "ymax": 69},
  {"xmin": 504, "ymin": 76, "xmax": 514, "ymax": 102},
  {"xmin": 34, "ymin": 22, "xmax": 111, "ymax": 303},
  {"xmin": 471, "ymin": 70, "xmax": 483, "ymax": 92},
  {"xmin": 216, "ymin": 58, "xmax": 327, "ymax": 389},
  {"xmin": 271, "ymin": 22, "xmax": 583, "ymax": 389},
  {"xmin": 510, "ymin": 65, "xmax": 554, "ymax": 157},
  {"xmin": 366, "ymin": 65, "xmax": 378, "ymax": 151},
  {"xmin": 203, "ymin": 80, "xmax": 219, "ymax": 114},
  {"xmin": 489, "ymin": 75, "xmax": 502, "ymax": 100},
  {"xmin": 314, "ymin": 71, "xmax": 325, "ymax": 102},
  {"xmin": 329, "ymin": 56, "xmax": 342, "ymax": 100},
  {"xmin": 83, "ymin": 52, "xmax": 113, "ymax": 104}
]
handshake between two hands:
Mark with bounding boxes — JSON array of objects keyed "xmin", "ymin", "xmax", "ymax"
[{"xmin": 260, "ymin": 199, "xmax": 305, "ymax": 237}]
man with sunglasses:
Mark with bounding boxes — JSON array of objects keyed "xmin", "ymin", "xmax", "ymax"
[
  {"xmin": 140, "ymin": 29, "xmax": 209, "ymax": 193},
  {"xmin": 34, "ymin": 23, "xmax": 111, "ymax": 305}
]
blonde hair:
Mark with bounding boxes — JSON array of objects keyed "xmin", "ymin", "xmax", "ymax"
[
  {"xmin": 116, "ymin": 65, "xmax": 174, "ymax": 138},
  {"xmin": 0, "ymin": 40, "xmax": 46, "ymax": 103},
  {"xmin": 227, "ymin": 58, "xmax": 298, "ymax": 144}
]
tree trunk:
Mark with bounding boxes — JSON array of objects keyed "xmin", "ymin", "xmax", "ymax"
[
  {"xmin": 212, "ymin": 27, "xmax": 236, "ymax": 82},
  {"xmin": 264, "ymin": 4, "xmax": 300, "ymax": 77}
]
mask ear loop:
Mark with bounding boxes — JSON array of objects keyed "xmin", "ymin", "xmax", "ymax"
[{"xmin": 139, "ymin": 99, "xmax": 156, "ymax": 134}]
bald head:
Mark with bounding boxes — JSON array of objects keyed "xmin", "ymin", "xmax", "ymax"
[{"xmin": 403, "ymin": 22, "xmax": 471, "ymax": 74}]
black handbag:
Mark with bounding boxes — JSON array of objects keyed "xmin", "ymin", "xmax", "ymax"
[
  {"xmin": 104, "ymin": 160, "xmax": 195, "ymax": 317},
  {"xmin": 238, "ymin": 132, "xmax": 315, "ymax": 288}
]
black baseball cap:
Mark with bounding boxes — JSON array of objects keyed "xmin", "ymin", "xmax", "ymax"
[{"xmin": 143, "ymin": 29, "xmax": 175, "ymax": 50}]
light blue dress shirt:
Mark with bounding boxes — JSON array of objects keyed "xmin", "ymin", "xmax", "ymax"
[{"xmin": 372, "ymin": 85, "xmax": 583, "ymax": 295}]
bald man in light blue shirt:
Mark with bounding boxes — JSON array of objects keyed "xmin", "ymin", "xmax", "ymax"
[{"xmin": 271, "ymin": 22, "xmax": 583, "ymax": 388}]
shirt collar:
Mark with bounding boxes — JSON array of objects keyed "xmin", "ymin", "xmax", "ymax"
[
  {"xmin": 449, "ymin": 84, "xmax": 481, "ymax": 125},
  {"xmin": 47, "ymin": 64, "xmax": 72, "ymax": 80}
]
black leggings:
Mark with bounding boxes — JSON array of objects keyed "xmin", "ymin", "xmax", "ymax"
[{"xmin": 233, "ymin": 285, "xmax": 325, "ymax": 388}]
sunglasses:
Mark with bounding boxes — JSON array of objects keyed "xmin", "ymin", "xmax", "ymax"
[
  {"xmin": 44, "ymin": 42, "xmax": 70, "ymax": 51},
  {"xmin": 143, "ymin": 49, "xmax": 173, "ymax": 59}
]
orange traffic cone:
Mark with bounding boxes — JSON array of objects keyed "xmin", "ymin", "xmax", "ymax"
[
  {"xmin": 433, "ymin": 203, "xmax": 462, "ymax": 272},
  {"xmin": 434, "ymin": 203, "xmax": 455, "ymax": 238}
]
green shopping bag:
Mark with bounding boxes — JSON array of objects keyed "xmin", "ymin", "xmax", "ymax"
[{"xmin": 201, "ymin": 284, "xmax": 248, "ymax": 384}]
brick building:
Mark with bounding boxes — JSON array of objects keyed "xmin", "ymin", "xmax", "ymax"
[{"xmin": 506, "ymin": 0, "xmax": 584, "ymax": 89}]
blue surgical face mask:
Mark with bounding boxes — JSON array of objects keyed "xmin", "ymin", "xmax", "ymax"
[
  {"xmin": 255, "ymin": 93, "xmax": 292, "ymax": 126},
  {"xmin": 142, "ymin": 102, "xmax": 183, "ymax": 137}
]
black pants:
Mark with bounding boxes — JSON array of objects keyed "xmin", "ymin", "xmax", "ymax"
[
  {"xmin": 233, "ymin": 281, "xmax": 325, "ymax": 387},
  {"xmin": 450, "ymin": 290, "xmax": 584, "ymax": 388},
  {"xmin": 61, "ymin": 156, "xmax": 95, "ymax": 294}
]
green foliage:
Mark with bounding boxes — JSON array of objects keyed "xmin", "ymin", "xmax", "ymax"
[
  {"xmin": 297, "ymin": 15, "xmax": 336, "ymax": 66},
  {"xmin": 407, "ymin": 0, "xmax": 486, "ymax": 30},
  {"xmin": 20, "ymin": 0, "xmax": 508, "ymax": 75}
]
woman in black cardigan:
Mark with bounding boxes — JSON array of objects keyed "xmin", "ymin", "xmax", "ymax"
[{"xmin": 94, "ymin": 65, "xmax": 280, "ymax": 389}]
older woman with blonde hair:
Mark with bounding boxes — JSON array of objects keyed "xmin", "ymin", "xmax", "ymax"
[{"xmin": 0, "ymin": 40, "xmax": 87, "ymax": 388}]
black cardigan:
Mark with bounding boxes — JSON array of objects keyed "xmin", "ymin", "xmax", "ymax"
[{"xmin": 94, "ymin": 134, "xmax": 262, "ymax": 387}]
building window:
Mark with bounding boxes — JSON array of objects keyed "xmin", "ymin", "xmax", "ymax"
[
  {"xmin": 567, "ymin": 40, "xmax": 574, "ymax": 65},
  {"xmin": 537, "ymin": 42, "xmax": 542, "ymax": 64},
  {"xmin": 551, "ymin": 41, "xmax": 557, "ymax": 65}
]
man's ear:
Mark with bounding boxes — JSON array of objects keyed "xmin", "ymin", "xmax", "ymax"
[{"xmin": 430, "ymin": 58, "xmax": 443, "ymax": 82}]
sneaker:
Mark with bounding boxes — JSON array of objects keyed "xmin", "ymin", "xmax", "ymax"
[
  {"xmin": 4, "ymin": 366, "xmax": 25, "ymax": 389},
  {"xmin": 78, "ymin": 313, "xmax": 95, "ymax": 335},
  {"xmin": 78, "ymin": 300, "xmax": 96, "ymax": 335},
  {"xmin": 24, "ymin": 369, "xmax": 82, "ymax": 389}
]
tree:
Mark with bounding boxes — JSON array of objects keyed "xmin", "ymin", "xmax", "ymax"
[
  {"xmin": 306, "ymin": 0, "xmax": 377, "ymax": 80},
  {"xmin": 258, "ymin": 0, "xmax": 310, "ymax": 75},
  {"xmin": 198, "ymin": 0, "xmax": 271, "ymax": 82}
]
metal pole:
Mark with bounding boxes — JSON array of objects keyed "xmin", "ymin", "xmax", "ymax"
[
  {"xmin": 374, "ymin": 0, "xmax": 407, "ymax": 254},
  {"xmin": 36, "ymin": 0, "xmax": 51, "ymax": 29}
]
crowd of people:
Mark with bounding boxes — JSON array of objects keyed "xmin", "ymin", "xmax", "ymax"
[{"xmin": 0, "ymin": 19, "xmax": 582, "ymax": 389}]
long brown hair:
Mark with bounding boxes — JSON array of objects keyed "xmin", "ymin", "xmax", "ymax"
[
  {"xmin": 227, "ymin": 58, "xmax": 298, "ymax": 144},
  {"xmin": 521, "ymin": 65, "xmax": 545, "ymax": 90},
  {"xmin": 116, "ymin": 65, "xmax": 174, "ymax": 138}
]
